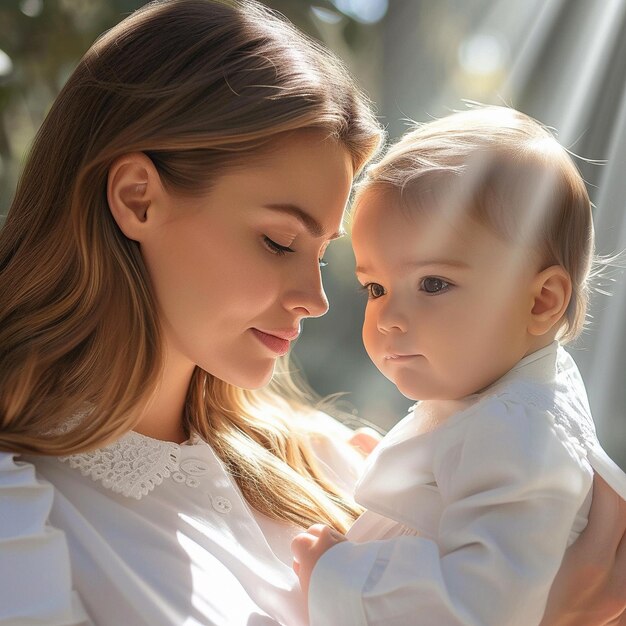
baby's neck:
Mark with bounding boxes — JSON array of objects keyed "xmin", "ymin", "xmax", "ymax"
[
  {"xmin": 417, "ymin": 333, "xmax": 559, "ymax": 409},
  {"xmin": 523, "ymin": 333, "xmax": 558, "ymax": 359}
]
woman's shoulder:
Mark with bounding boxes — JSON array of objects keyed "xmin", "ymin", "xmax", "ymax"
[
  {"xmin": 0, "ymin": 450, "xmax": 92, "ymax": 625},
  {"xmin": 0, "ymin": 449, "xmax": 55, "ymax": 524}
]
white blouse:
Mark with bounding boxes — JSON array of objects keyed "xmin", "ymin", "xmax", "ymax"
[
  {"xmin": 0, "ymin": 412, "xmax": 364, "ymax": 625},
  {"xmin": 309, "ymin": 342, "xmax": 626, "ymax": 626}
]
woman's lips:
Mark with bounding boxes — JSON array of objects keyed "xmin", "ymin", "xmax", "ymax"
[{"xmin": 251, "ymin": 328, "xmax": 296, "ymax": 356}]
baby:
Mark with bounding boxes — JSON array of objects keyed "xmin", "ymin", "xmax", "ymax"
[{"xmin": 291, "ymin": 106, "xmax": 626, "ymax": 625}]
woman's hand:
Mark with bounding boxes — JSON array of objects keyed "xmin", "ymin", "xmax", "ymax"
[{"xmin": 541, "ymin": 474, "xmax": 626, "ymax": 625}]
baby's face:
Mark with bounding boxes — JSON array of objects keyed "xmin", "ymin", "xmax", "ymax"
[{"xmin": 352, "ymin": 191, "xmax": 542, "ymax": 401}]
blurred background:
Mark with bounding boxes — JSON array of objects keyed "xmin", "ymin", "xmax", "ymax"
[{"xmin": 1, "ymin": 0, "xmax": 625, "ymax": 465}]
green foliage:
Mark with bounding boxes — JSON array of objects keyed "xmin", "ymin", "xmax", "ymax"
[{"xmin": 0, "ymin": 0, "xmax": 374, "ymax": 215}]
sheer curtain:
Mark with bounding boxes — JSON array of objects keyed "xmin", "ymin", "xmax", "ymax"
[
  {"xmin": 377, "ymin": 0, "xmax": 626, "ymax": 464},
  {"xmin": 500, "ymin": 0, "xmax": 626, "ymax": 467}
]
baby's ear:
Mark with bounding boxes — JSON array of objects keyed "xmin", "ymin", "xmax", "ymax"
[
  {"xmin": 528, "ymin": 265, "xmax": 572, "ymax": 336},
  {"xmin": 107, "ymin": 152, "xmax": 165, "ymax": 242}
]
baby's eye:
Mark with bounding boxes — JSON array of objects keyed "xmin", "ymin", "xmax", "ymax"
[
  {"xmin": 420, "ymin": 277, "xmax": 450, "ymax": 294},
  {"xmin": 363, "ymin": 282, "xmax": 386, "ymax": 299}
]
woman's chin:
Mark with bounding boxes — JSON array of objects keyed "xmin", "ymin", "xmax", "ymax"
[{"xmin": 210, "ymin": 364, "xmax": 276, "ymax": 391}]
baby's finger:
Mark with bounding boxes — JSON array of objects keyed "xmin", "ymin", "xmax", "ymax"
[
  {"xmin": 349, "ymin": 428, "xmax": 382, "ymax": 455},
  {"xmin": 309, "ymin": 524, "xmax": 347, "ymax": 548},
  {"xmin": 291, "ymin": 531, "xmax": 317, "ymax": 562},
  {"xmin": 306, "ymin": 524, "xmax": 330, "ymax": 538}
]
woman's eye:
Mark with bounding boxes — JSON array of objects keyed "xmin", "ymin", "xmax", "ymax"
[
  {"xmin": 420, "ymin": 277, "xmax": 450, "ymax": 294},
  {"xmin": 319, "ymin": 258, "xmax": 328, "ymax": 268},
  {"xmin": 263, "ymin": 236, "xmax": 294, "ymax": 256},
  {"xmin": 363, "ymin": 282, "xmax": 385, "ymax": 299}
]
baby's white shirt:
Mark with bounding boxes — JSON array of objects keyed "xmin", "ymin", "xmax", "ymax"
[{"xmin": 310, "ymin": 342, "xmax": 626, "ymax": 626}]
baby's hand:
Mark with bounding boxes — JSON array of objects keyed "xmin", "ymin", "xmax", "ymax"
[
  {"xmin": 291, "ymin": 524, "xmax": 347, "ymax": 602},
  {"xmin": 348, "ymin": 427, "xmax": 382, "ymax": 456}
]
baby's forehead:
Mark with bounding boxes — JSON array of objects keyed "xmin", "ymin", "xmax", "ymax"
[
  {"xmin": 353, "ymin": 176, "xmax": 533, "ymax": 250},
  {"xmin": 353, "ymin": 185, "xmax": 482, "ymax": 240},
  {"xmin": 352, "ymin": 188, "xmax": 541, "ymax": 272}
]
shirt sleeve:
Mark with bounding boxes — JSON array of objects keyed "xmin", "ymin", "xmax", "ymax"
[
  {"xmin": 0, "ymin": 451, "xmax": 93, "ymax": 625},
  {"xmin": 308, "ymin": 397, "xmax": 593, "ymax": 626}
]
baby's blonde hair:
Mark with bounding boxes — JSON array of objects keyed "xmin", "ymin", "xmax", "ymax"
[{"xmin": 354, "ymin": 105, "xmax": 594, "ymax": 343}]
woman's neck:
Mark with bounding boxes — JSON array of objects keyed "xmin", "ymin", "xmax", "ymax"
[{"xmin": 133, "ymin": 343, "xmax": 196, "ymax": 444}]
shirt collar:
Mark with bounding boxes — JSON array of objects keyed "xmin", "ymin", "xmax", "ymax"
[
  {"xmin": 59, "ymin": 429, "xmax": 204, "ymax": 500},
  {"xmin": 485, "ymin": 340, "xmax": 559, "ymax": 392}
]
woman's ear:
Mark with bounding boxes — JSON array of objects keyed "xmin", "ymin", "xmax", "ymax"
[
  {"xmin": 528, "ymin": 265, "xmax": 572, "ymax": 336},
  {"xmin": 107, "ymin": 152, "xmax": 164, "ymax": 241}
]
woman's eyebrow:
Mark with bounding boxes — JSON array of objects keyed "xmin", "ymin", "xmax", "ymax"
[{"xmin": 263, "ymin": 203, "xmax": 345, "ymax": 240}]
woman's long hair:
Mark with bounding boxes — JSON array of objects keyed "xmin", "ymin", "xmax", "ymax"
[{"xmin": 0, "ymin": 0, "xmax": 382, "ymax": 531}]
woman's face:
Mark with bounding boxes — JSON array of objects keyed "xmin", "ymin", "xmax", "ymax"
[{"xmin": 140, "ymin": 131, "xmax": 353, "ymax": 389}]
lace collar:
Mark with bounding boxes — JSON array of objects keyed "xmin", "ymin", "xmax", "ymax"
[{"xmin": 59, "ymin": 430, "xmax": 202, "ymax": 500}]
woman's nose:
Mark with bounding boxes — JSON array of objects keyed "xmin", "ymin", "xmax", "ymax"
[{"xmin": 283, "ymin": 266, "xmax": 329, "ymax": 319}]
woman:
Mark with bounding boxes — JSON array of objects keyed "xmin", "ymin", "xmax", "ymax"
[{"xmin": 0, "ymin": 0, "xmax": 624, "ymax": 624}]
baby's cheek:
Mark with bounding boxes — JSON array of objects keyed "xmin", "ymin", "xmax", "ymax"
[
  {"xmin": 362, "ymin": 315, "xmax": 378, "ymax": 350},
  {"xmin": 362, "ymin": 332, "xmax": 383, "ymax": 370}
]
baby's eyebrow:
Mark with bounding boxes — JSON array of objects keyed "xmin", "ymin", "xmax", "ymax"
[
  {"xmin": 355, "ymin": 259, "xmax": 470, "ymax": 275},
  {"xmin": 263, "ymin": 203, "xmax": 345, "ymax": 240},
  {"xmin": 401, "ymin": 259, "xmax": 470, "ymax": 271}
]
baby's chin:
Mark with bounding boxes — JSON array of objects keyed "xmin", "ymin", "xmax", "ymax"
[
  {"xmin": 375, "ymin": 358, "xmax": 470, "ymax": 401},
  {"xmin": 383, "ymin": 373, "xmax": 464, "ymax": 403},
  {"xmin": 380, "ymin": 373, "xmax": 424, "ymax": 402}
]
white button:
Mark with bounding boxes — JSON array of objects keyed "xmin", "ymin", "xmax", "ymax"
[
  {"xmin": 180, "ymin": 459, "xmax": 210, "ymax": 476},
  {"xmin": 211, "ymin": 495, "xmax": 232, "ymax": 514},
  {"xmin": 172, "ymin": 472, "xmax": 186, "ymax": 483},
  {"xmin": 185, "ymin": 477, "xmax": 200, "ymax": 488}
]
